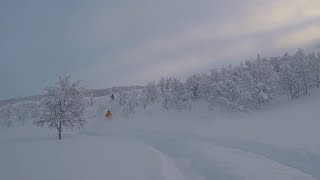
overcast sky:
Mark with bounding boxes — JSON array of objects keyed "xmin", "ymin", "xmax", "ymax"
[{"xmin": 1, "ymin": 0, "xmax": 320, "ymax": 100}]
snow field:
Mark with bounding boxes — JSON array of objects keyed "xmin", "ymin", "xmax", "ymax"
[{"xmin": 1, "ymin": 89, "xmax": 320, "ymax": 180}]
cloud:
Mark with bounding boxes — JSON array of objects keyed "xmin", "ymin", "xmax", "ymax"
[
  {"xmin": 1, "ymin": 0, "xmax": 320, "ymax": 99},
  {"xmin": 87, "ymin": 0, "xmax": 320, "ymax": 83},
  {"xmin": 275, "ymin": 23, "xmax": 320, "ymax": 48}
]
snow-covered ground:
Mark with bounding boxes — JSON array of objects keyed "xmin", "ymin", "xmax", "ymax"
[{"xmin": 1, "ymin": 90, "xmax": 320, "ymax": 180}]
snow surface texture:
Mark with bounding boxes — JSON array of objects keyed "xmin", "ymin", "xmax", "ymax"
[{"xmin": 1, "ymin": 90, "xmax": 320, "ymax": 180}]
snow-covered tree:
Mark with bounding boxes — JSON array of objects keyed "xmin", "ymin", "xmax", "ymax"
[
  {"xmin": 279, "ymin": 53, "xmax": 300, "ymax": 99},
  {"xmin": 159, "ymin": 77, "xmax": 173, "ymax": 110},
  {"xmin": 140, "ymin": 82, "xmax": 158, "ymax": 110},
  {"xmin": 12, "ymin": 103, "xmax": 30, "ymax": 126},
  {"xmin": 308, "ymin": 52, "xmax": 320, "ymax": 88},
  {"xmin": 88, "ymin": 95, "xmax": 95, "ymax": 107},
  {"xmin": 269, "ymin": 56, "xmax": 281, "ymax": 73},
  {"xmin": 243, "ymin": 55, "xmax": 278, "ymax": 109},
  {"xmin": 118, "ymin": 88, "xmax": 140, "ymax": 117},
  {"xmin": 118, "ymin": 90, "xmax": 128, "ymax": 107},
  {"xmin": 167, "ymin": 78, "xmax": 192, "ymax": 111},
  {"xmin": 212, "ymin": 65, "xmax": 246, "ymax": 112},
  {"xmin": 292, "ymin": 49, "xmax": 311, "ymax": 95},
  {"xmin": 0, "ymin": 105, "xmax": 14, "ymax": 127},
  {"xmin": 202, "ymin": 69, "xmax": 220, "ymax": 97},
  {"xmin": 185, "ymin": 74, "xmax": 201, "ymax": 100},
  {"xmin": 29, "ymin": 102, "xmax": 41, "ymax": 120},
  {"xmin": 125, "ymin": 88, "xmax": 140, "ymax": 115},
  {"xmin": 34, "ymin": 75, "xmax": 86, "ymax": 140}
]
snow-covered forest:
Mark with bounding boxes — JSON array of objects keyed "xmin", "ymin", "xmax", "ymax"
[{"xmin": 1, "ymin": 48, "xmax": 320, "ymax": 128}]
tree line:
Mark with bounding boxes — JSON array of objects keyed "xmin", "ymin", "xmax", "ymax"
[
  {"xmin": 1, "ymin": 48, "xmax": 320, "ymax": 139},
  {"xmin": 148, "ymin": 49, "xmax": 320, "ymax": 112}
]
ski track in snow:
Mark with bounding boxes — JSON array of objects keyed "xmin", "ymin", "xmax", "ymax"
[
  {"xmin": 82, "ymin": 129, "xmax": 319, "ymax": 180},
  {"xmin": 148, "ymin": 146, "xmax": 186, "ymax": 180}
]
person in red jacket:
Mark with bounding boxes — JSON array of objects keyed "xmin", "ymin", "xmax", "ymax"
[{"xmin": 105, "ymin": 110, "xmax": 112, "ymax": 120}]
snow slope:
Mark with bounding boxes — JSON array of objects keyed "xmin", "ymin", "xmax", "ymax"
[{"xmin": 1, "ymin": 90, "xmax": 320, "ymax": 180}]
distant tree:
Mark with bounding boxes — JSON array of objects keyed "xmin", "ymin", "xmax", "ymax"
[
  {"xmin": 0, "ymin": 105, "xmax": 14, "ymax": 127},
  {"xmin": 127, "ymin": 88, "xmax": 139, "ymax": 114},
  {"xmin": 308, "ymin": 52, "xmax": 320, "ymax": 88},
  {"xmin": 243, "ymin": 55, "xmax": 278, "ymax": 109},
  {"xmin": 118, "ymin": 90, "xmax": 128, "ymax": 107},
  {"xmin": 29, "ymin": 102, "xmax": 41, "ymax": 120},
  {"xmin": 185, "ymin": 74, "xmax": 201, "ymax": 100},
  {"xmin": 140, "ymin": 82, "xmax": 158, "ymax": 110},
  {"xmin": 12, "ymin": 103, "xmax": 30, "ymax": 126},
  {"xmin": 278, "ymin": 53, "xmax": 300, "ymax": 100},
  {"xmin": 293, "ymin": 49, "xmax": 311, "ymax": 95},
  {"xmin": 201, "ymin": 69, "xmax": 220, "ymax": 97},
  {"xmin": 88, "ymin": 95, "xmax": 95, "ymax": 107},
  {"xmin": 167, "ymin": 78, "xmax": 192, "ymax": 111},
  {"xmin": 269, "ymin": 56, "xmax": 281, "ymax": 73},
  {"xmin": 34, "ymin": 75, "xmax": 86, "ymax": 140},
  {"xmin": 118, "ymin": 88, "xmax": 139, "ymax": 117},
  {"xmin": 212, "ymin": 65, "xmax": 246, "ymax": 112},
  {"xmin": 158, "ymin": 77, "xmax": 173, "ymax": 110}
]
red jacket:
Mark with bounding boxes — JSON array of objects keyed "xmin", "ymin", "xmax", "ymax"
[{"xmin": 105, "ymin": 112, "xmax": 112, "ymax": 119}]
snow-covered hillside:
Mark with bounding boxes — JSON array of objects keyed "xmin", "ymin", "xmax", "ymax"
[{"xmin": 1, "ymin": 89, "xmax": 320, "ymax": 180}]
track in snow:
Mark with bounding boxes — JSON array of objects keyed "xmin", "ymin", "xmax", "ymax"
[
  {"xmin": 83, "ymin": 129, "xmax": 319, "ymax": 180},
  {"xmin": 148, "ymin": 146, "xmax": 186, "ymax": 180}
]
